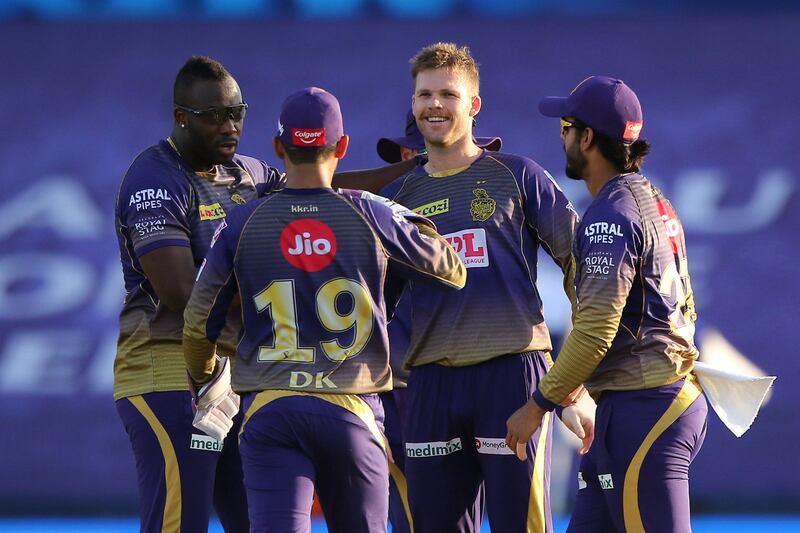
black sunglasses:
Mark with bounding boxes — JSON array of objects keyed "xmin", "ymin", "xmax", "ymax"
[{"xmin": 176, "ymin": 103, "xmax": 248, "ymax": 124}]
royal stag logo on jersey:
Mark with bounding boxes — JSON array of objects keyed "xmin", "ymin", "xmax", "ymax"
[
  {"xmin": 470, "ymin": 188, "xmax": 496, "ymax": 222},
  {"xmin": 280, "ymin": 218, "xmax": 337, "ymax": 272}
]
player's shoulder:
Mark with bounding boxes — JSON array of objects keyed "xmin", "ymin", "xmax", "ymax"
[
  {"xmin": 117, "ymin": 141, "xmax": 188, "ymax": 208},
  {"xmin": 337, "ymin": 188, "xmax": 424, "ymax": 226},
  {"xmin": 232, "ymin": 153, "xmax": 282, "ymax": 185},
  {"xmin": 482, "ymin": 151, "xmax": 548, "ymax": 177},
  {"xmin": 585, "ymin": 175, "xmax": 644, "ymax": 227}
]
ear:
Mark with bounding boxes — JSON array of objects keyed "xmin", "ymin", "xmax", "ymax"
[
  {"xmin": 272, "ymin": 137, "xmax": 286, "ymax": 161},
  {"xmin": 174, "ymin": 107, "xmax": 186, "ymax": 127},
  {"xmin": 469, "ymin": 94, "xmax": 482, "ymax": 117},
  {"xmin": 335, "ymin": 135, "xmax": 349, "ymax": 159},
  {"xmin": 581, "ymin": 127, "xmax": 594, "ymax": 151}
]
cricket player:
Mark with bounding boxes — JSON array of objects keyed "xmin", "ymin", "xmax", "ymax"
[
  {"xmin": 506, "ymin": 76, "xmax": 708, "ymax": 533},
  {"xmin": 114, "ymin": 56, "xmax": 277, "ymax": 533},
  {"xmin": 183, "ymin": 87, "xmax": 467, "ymax": 533},
  {"xmin": 378, "ymin": 43, "xmax": 592, "ymax": 533},
  {"xmin": 376, "ymin": 108, "xmax": 503, "ymax": 533}
]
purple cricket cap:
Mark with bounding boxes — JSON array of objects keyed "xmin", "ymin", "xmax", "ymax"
[
  {"xmin": 376, "ymin": 109, "xmax": 503, "ymax": 163},
  {"xmin": 277, "ymin": 87, "xmax": 343, "ymax": 148},
  {"xmin": 539, "ymin": 76, "xmax": 643, "ymax": 143}
]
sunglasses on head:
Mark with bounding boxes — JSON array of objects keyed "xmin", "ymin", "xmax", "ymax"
[{"xmin": 176, "ymin": 103, "xmax": 248, "ymax": 125}]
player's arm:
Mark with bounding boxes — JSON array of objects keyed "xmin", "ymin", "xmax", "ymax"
[
  {"xmin": 521, "ymin": 166, "xmax": 580, "ymax": 313},
  {"xmin": 345, "ymin": 190, "xmax": 466, "ymax": 288},
  {"xmin": 332, "ymin": 158, "xmax": 416, "ymax": 194},
  {"xmin": 139, "ymin": 246, "xmax": 196, "ymax": 312},
  {"xmin": 183, "ymin": 222, "xmax": 240, "ymax": 384}
]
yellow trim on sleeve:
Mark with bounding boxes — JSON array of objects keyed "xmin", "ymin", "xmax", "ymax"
[
  {"xmin": 527, "ymin": 412, "xmax": 551, "ymax": 532},
  {"xmin": 623, "ymin": 378, "xmax": 703, "ymax": 533},
  {"xmin": 242, "ymin": 390, "xmax": 386, "ymax": 450},
  {"xmin": 128, "ymin": 395, "xmax": 182, "ymax": 533},
  {"xmin": 389, "ymin": 462, "xmax": 415, "ymax": 533}
]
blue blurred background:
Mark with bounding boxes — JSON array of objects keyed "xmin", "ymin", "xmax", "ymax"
[{"xmin": 0, "ymin": 0, "xmax": 798, "ymax": 529}]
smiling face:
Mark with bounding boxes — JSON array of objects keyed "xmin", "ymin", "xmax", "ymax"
[
  {"xmin": 412, "ymin": 68, "xmax": 481, "ymax": 149},
  {"xmin": 177, "ymin": 77, "xmax": 244, "ymax": 166}
]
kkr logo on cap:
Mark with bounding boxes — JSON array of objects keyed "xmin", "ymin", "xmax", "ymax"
[
  {"xmin": 623, "ymin": 121, "xmax": 643, "ymax": 141},
  {"xmin": 292, "ymin": 128, "xmax": 326, "ymax": 146}
]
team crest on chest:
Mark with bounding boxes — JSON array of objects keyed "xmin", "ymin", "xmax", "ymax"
[
  {"xmin": 470, "ymin": 188, "xmax": 496, "ymax": 222},
  {"xmin": 230, "ymin": 191, "xmax": 246, "ymax": 205}
]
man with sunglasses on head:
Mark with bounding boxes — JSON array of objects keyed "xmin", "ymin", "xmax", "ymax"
[
  {"xmin": 113, "ymin": 56, "xmax": 280, "ymax": 533},
  {"xmin": 375, "ymin": 108, "xmax": 502, "ymax": 533},
  {"xmin": 506, "ymin": 76, "xmax": 708, "ymax": 533}
]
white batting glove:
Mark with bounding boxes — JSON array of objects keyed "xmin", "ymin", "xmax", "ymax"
[{"xmin": 188, "ymin": 356, "xmax": 240, "ymax": 441}]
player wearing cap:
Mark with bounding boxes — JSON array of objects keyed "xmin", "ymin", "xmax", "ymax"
[
  {"xmin": 376, "ymin": 108, "xmax": 503, "ymax": 533},
  {"xmin": 376, "ymin": 43, "xmax": 593, "ymax": 533},
  {"xmin": 114, "ymin": 56, "xmax": 281, "ymax": 533},
  {"xmin": 506, "ymin": 76, "xmax": 708, "ymax": 533},
  {"xmin": 183, "ymin": 87, "xmax": 467, "ymax": 533}
]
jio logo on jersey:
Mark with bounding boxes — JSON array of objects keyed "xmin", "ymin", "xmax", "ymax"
[{"xmin": 280, "ymin": 219, "xmax": 337, "ymax": 272}]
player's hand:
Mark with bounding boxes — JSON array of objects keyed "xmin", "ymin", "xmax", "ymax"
[
  {"xmin": 560, "ymin": 384, "xmax": 587, "ymax": 407},
  {"xmin": 505, "ymin": 399, "xmax": 547, "ymax": 461},
  {"xmin": 188, "ymin": 356, "xmax": 240, "ymax": 441},
  {"xmin": 560, "ymin": 401, "xmax": 595, "ymax": 455}
]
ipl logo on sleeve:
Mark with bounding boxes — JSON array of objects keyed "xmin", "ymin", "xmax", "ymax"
[{"xmin": 280, "ymin": 219, "xmax": 337, "ymax": 272}]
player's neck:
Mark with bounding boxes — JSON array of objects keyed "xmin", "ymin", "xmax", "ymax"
[
  {"xmin": 284, "ymin": 164, "xmax": 335, "ymax": 189},
  {"xmin": 169, "ymin": 130, "xmax": 215, "ymax": 173},
  {"xmin": 584, "ymin": 159, "xmax": 624, "ymax": 198},
  {"xmin": 424, "ymin": 137, "xmax": 482, "ymax": 175}
]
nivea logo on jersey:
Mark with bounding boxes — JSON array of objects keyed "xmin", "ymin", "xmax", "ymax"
[
  {"xmin": 280, "ymin": 219, "xmax": 337, "ymax": 272},
  {"xmin": 474, "ymin": 437, "xmax": 514, "ymax": 455},
  {"xmin": 656, "ymin": 200, "xmax": 682, "ymax": 254},
  {"xmin": 444, "ymin": 228, "xmax": 489, "ymax": 268},
  {"xmin": 584, "ymin": 222, "xmax": 623, "ymax": 244},
  {"xmin": 292, "ymin": 128, "xmax": 326, "ymax": 146},
  {"xmin": 413, "ymin": 198, "xmax": 449, "ymax": 217},
  {"xmin": 190, "ymin": 434, "xmax": 224, "ymax": 452},
  {"xmin": 199, "ymin": 203, "xmax": 226, "ymax": 221},
  {"xmin": 406, "ymin": 438, "xmax": 462, "ymax": 458},
  {"xmin": 129, "ymin": 188, "xmax": 172, "ymax": 211}
]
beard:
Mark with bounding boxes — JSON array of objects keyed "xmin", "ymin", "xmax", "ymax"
[{"xmin": 564, "ymin": 141, "xmax": 587, "ymax": 181}]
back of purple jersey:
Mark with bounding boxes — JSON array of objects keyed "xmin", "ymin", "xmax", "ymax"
[
  {"xmin": 184, "ymin": 188, "xmax": 465, "ymax": 394},
  {"xmin": 113, "ymin": 139, "xmax": 283, "ymax": 399},
  {"xmin": 381, "ymin": 151, "xmax": 578, "ymax": 367}
]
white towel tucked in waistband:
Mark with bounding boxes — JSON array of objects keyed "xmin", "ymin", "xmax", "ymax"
[{"xmin": 693, "ymin": 361, "xmax": 776, "ymax": 438}]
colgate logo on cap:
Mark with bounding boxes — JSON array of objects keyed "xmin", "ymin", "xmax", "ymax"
[
  {"xmin": 292, "ymin": 128, "xmax": 326, "ymax": 146},
  {"xmin": 623, "ymin": 121, "xmax": 643, "ymax": 141}
]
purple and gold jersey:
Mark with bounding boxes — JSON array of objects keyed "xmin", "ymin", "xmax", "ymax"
[
  {"xmin": 114, "ymin": 139, "xmax": 283, "ymax": 400},
  {"xmin": 183, "ymin": 188, "xmax": 466, "ymax": 395},
  {"xmin": 537, "ymin": 174, "xmax": 698, "ymax": 404},
  {"xmin": 380, "ymin": 151, "xmax": 578, "ymax": 367}
]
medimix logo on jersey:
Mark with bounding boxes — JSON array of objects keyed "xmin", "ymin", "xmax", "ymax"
[
  {"xmin": 584, "ymin": 221, "xmax": 623, "ymax": 244},
  {"xmin": 292, "ymin": 128, "xmax": 326, "ymax": 146},
  {"xmin": 190, "ymin": 434, "xmax": 224, "ymax": 452},
  {"xmin": 129, "ymin": 188, "xmax": 172, "ymax": 211},
  {"xmin": 280, "ymin": 218, "xmax": 337, "ymax": 272},
  {"xmin": 406, "ymin": 438, "xmax": 463, "ymax": 458},
  {"xmin": 444, "ymin": 228, "xmax": 489, "ymax": 268}
]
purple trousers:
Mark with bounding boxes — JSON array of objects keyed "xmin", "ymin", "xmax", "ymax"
[
  {"xmin": 239, "ymin": 391, "xmax": 389, "ymax": 533},
  {"xmin": 405, "ymin": 352, "xmax": 553, "ymax": 533},
  {"xmin": 116, "ymin": 391, "xmax": 249, "ymax": 533},
  {"xmin": 567, "ymin": 378, "xmax": 708, "ymax": 533}
]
